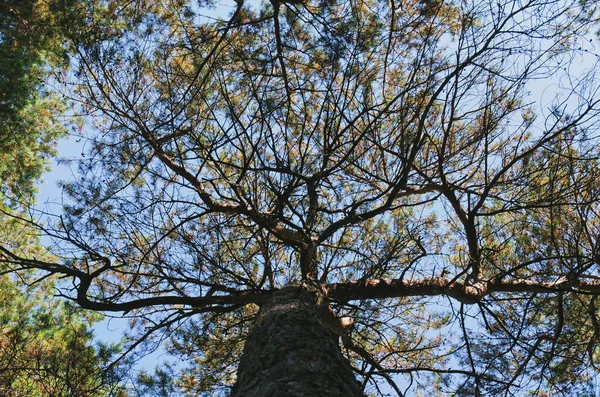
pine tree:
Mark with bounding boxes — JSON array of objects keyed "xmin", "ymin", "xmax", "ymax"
[{"xmin": 3, "ymin": 0, "xmax": 600, "ymax": 395}]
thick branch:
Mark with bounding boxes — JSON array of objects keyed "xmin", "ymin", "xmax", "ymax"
[
  {"xmin": 73, "ymin": 289, "xmax": 272, "ymax": 313},
  {"xmin": 325, "ymin": 277, "xmax": 600, "ymax": 304}
]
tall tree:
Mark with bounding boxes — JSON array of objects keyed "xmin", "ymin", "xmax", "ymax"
[{"xmin": 3, "ymin": 0, "xmax": 600, "ymax": 395}]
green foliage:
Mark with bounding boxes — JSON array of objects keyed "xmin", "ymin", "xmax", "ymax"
[
  {"xmin": 0, "ymin": 274, "xmax": 125, "ymax": 396},
  {"xmin": 0, "ymin": 0, "xmax": 67, "ymax": 203},
  {"xmin": 0, "ymin": 206, "xmax": 126, "ymax": 395}
]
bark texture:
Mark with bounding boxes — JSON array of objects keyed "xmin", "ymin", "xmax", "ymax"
[{"xmin": 231, "ymin": 286, "xmax": 364, "ymax": 397}]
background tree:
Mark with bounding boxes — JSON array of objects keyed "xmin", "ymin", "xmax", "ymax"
[
  {"xmin": 3, "ymin": 0, "xmax": 600, "ymax": 395},
  {"xmin": 0, "ymin": 1, "xmax": 126, "ymax": 395},
  {"xmin": 0, "ymin": 0, "xmax": 68, "ymax": 201},
  {"xmin": 0, "ymin": 267, "xmax": 125, "ymax": 396}
]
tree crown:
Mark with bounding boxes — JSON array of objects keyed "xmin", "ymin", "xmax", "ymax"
[{"xmin": 4, "ymin": 0, "xmax": 600, "ymax": 395}]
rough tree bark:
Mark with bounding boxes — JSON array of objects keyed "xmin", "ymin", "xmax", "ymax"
[{"xmin": 231, "ymin": 285, "xmax": 364, "ymax": 397}]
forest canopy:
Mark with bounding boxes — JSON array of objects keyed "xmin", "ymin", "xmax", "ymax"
[{"xmin": 3, "ymin": 0, "xmax": 600, "ymax": 395}]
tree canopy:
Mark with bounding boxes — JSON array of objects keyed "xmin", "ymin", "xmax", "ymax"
[
  {"xmin": 0, "ymin": 0, "xmax": 69, "ymax": 203},
  {"xmin": 3, "ymin": 0, "xmax": 600, "ymax": 395}
]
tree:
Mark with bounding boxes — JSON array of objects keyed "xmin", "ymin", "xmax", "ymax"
[
  {"xmin": 3, "ymin": 0, "xmax": 600, "ymax": 395},
  {"xmin": 0, "ymin": 0, "xmax": 68, "ymax": 203},
  {"xmin": 0, "ymin": 270, "xmax": 125, "ymax": 396},
  {"xmin": 0, "ymin": 1, "xmax": 127, "ymax": 395}
]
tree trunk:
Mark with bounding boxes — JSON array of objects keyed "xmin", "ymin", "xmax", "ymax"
[{"xmin": 231, "ymin": 286, "xmax": 364, "ymax": 397}]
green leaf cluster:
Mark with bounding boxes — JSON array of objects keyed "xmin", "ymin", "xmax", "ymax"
[
  {"xmin": 0, "ymin": 275, "xmax": 125, "ymax": 397},
  {"xmin": 0, "ymin": 0, "xmax": 67, "ymax": 203}
]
